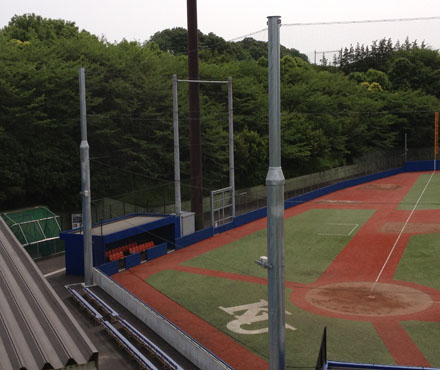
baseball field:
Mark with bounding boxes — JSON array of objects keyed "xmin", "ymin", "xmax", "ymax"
[{"xmin": 113, "ymin": 171, "xmax": 440, "ymax": 370}]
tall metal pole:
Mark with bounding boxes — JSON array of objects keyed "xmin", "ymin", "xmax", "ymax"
[
  {"xmin": 228, "ymin": 77, "xmax": 235, "ymax": 218},
  {"xmin": 79, "ymin": 67, "xmax": 93, "ymax": 286},
  {"xmin": 266, "ymin": 16, "xmax": 285, "ymax": 370},
  {"xmin": 435, "ymin": 112, "xmax": 439, "ymax": 171},
  {"xmin": 187, "ymin": 0, "xmax": 203, "ymax": 229},
  {"xmin": 173, "ymin": 75, "xmax": 182, "ymax": 216}
]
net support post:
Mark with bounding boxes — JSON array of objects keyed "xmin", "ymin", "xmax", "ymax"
[
  {"xmin": 266, "ymin": 15, "xmax": 286, "ymax": 370},
  {"xmin": 228, "ymin": 77, "xmax": 235, "ymax": 218},
  {"xmin": 79, "ymin": 67, "xmax": 93, "ymax": 287},
  {"xmin": 173, "ymin": 74, "xmax": 182, "ymax": 216},
  {"xmin": 434, "ymin": 112, "xmax": 439, "ymax": 170}
]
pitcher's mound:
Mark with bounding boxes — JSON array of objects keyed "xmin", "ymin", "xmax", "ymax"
[{"xmin": 306, "ymin": 282, "xmax": 432, "ymax": 317}]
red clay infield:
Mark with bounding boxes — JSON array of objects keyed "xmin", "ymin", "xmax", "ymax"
[{"xmin": 113, "ymin": 172, "xmax": 440, "ymax": 369}]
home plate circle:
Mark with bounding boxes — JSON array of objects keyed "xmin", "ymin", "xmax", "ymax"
[{"xmin": 305, "ymin": 282, "xmax": 433, "ymax": 317}]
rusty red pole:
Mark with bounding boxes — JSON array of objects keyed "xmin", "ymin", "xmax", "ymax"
[{"xmin": 187, "ymin": 0, "xmax": 203, "ymax": 229}]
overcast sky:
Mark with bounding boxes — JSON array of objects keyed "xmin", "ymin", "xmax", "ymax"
[{"xmin": 2, "ymin": 0, "xmax": 440, "ymax": 62}]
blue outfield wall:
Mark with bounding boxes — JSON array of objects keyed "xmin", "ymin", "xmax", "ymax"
[
  {"xmin": 284, "ymin": 167, "xmax": 405, "ymax": 210},
  {"xmin": 212, "ymin": 166, "xmax": 424, "ymax": 234},
  {"xmin": 405, "ymin": 160, "xmax": 440, "ymax": 172},
  {"xmin": 211, "ymin": 165, "xmax": 431, "ymax": 235},
  {"xmin": 214, "ymin": 207, "xmax": 267, "ymax": 235}
]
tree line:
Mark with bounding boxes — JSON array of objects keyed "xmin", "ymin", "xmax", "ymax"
[{"xmin": 0, "ymin": 14, "xmax": 439, "ymax": 214}]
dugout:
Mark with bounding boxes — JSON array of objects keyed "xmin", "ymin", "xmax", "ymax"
[{"xmin": 61, "ymin": 213, "xmax": 180, "ymax": 275}]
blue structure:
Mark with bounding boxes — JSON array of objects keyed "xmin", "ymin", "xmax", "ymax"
[{"xmin": 61, "ymin": 213, "xmax": 180, "ymax": 275}]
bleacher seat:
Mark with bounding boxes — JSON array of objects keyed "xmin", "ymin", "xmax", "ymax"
[
  {"xmin": 102, "ymin": 320, "xmax": 158, "ymax": 370},
  {"xmin": 66, "ymin": 286, "xmax": 103, "ymax": 322}
]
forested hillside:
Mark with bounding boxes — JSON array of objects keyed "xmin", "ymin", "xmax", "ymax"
[{"xmin": 1, "ymin": 14, "xmax": 439, "ymax": 213}]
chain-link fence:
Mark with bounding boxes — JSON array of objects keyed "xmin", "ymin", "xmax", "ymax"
[{"xmin": 91, "ymin": 148, "xmax": 422, "ymax": 226}]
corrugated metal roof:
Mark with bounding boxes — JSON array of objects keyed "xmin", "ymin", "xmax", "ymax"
[{"xmin": 0, "ymin": 218, "xmax": 98, "ymax": 370}]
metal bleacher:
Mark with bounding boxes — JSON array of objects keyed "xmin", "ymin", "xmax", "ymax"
[
  {"xmin": 67, "ymin": 285, "xmax": 103, "ymax": 322},
  {"xmin": 67, "ymin": 284, "xmax": 182, "ymax": 370},
  {"xmin": 119, "ymin": 317, "xmax": 183, "ymax": 370},
  {"xmin": 83, "ymin": 286, "xmax": 119, "ymax": 322},
  {"xmin": 102, "ymin": 320, "xmax": 157, "ymax": 370}
]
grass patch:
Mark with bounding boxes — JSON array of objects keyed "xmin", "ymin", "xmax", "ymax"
[
  {"xmin": 394, "ymin": 233, "xmax": 440, "ymax": 290},
  {"xmin": 399, "ymin": 173, "xmax": 440, "ymax": 210},
  {"xmin": 401, "ymin": 321, "xmax": 440, "ymax": 367},
  {"xmin": 147, "ymin": 270, "xmax": 394, "ymax": 367},
  {"xmin": 182, "ymin": 209, "xmax": 374, "ymax": 284}
]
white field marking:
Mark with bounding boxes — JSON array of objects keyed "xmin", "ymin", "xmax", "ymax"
[
  {"xmin": 348, "ymin": 224, "xmax": 359, "ymax": 235},
  {"xmin": 219, "ymin": 299, "xmax": 296, "ymax": 335},
  {"xmin": 370, "ymin": 171, "xmax": 436, "ymax": 295},
  {"xmin": 317, "ymin": 223, "xmax": 359, "ymax": 236},
  {"xmin": 43, "ymin": 267, "xmax": 66, "ymax": 278}
]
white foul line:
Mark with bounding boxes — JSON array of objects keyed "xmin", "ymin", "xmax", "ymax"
[
  {"xmin": 370, "ymin": 171, "xmax": 436, "ymax": 294},
  {"xmin": 348, "ymin": 224, "xmax": 359, "ymax": 236},
  {"xmin": 318, "ymin": 223, "xmax": 359, "ymax": 236}
]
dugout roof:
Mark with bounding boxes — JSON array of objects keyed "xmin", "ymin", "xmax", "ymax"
[{"xmin": 73, "ymin": 215, "xmax": 164, "ymax": 236}]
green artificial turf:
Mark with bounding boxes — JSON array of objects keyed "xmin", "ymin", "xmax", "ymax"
[
  {"xmin": 182, "ymin": 208, "xmax": 375, "ymax": 284},
  {"xmin": 147, "ymin": 270, "xmax": 395, "ymax": 367},
  {"xmin": 399, "ymin": 173, "xmax": 440, "ymax": 210},
  {"xmin": 394, "ymin": 233, "xmax": 440, "ymax": 290},
  {"xmin": 401, "ymin": 321, "xmax": 440, "ymax": 367}
]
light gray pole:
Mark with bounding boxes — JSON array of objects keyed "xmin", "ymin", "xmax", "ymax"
[
  {"xmin": 266, "ymin": 16, "xmax": 285, "ymax": 370},
  {"xmin": 228, "ymin": 77, "xmax": 235, "ymax": 218},
  {"xmin": 173, "ymin": 74, "xmax": 182, "ymax": 216},
  {"xmin": 79, "ymin": 67, "xmax": 93, "ymax": 286}
]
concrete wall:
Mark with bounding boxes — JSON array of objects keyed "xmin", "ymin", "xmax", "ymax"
[{"xmin": 93, "ymin": 269, "xmax": 233, "ymax": 370}]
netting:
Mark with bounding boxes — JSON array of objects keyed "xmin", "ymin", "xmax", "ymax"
[{"xmin": 2, "ymin": 206, "xmax": 64, "ymax": 259}]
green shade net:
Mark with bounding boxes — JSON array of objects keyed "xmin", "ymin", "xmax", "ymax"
[{"xmin": 2, "ymin": 206, "xmax": 64, "ymax": 259}]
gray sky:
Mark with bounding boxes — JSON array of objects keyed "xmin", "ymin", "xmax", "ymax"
[{"xmin": 2, "ymin": 0, "xmax": 440, "ymax": 62}]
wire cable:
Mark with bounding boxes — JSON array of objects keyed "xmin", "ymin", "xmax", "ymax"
[
  {"xmin": 283, "ymin": 16, "xmax": 440, "ymax": 27},
  {"xmin": 227, "ymin": 27, "xmax": 268, "ymax": 42}
]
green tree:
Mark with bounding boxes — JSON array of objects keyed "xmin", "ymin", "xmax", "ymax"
[{"xmin": 3, "ymin": 13, "xmax": 82, "ymax": 42}]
